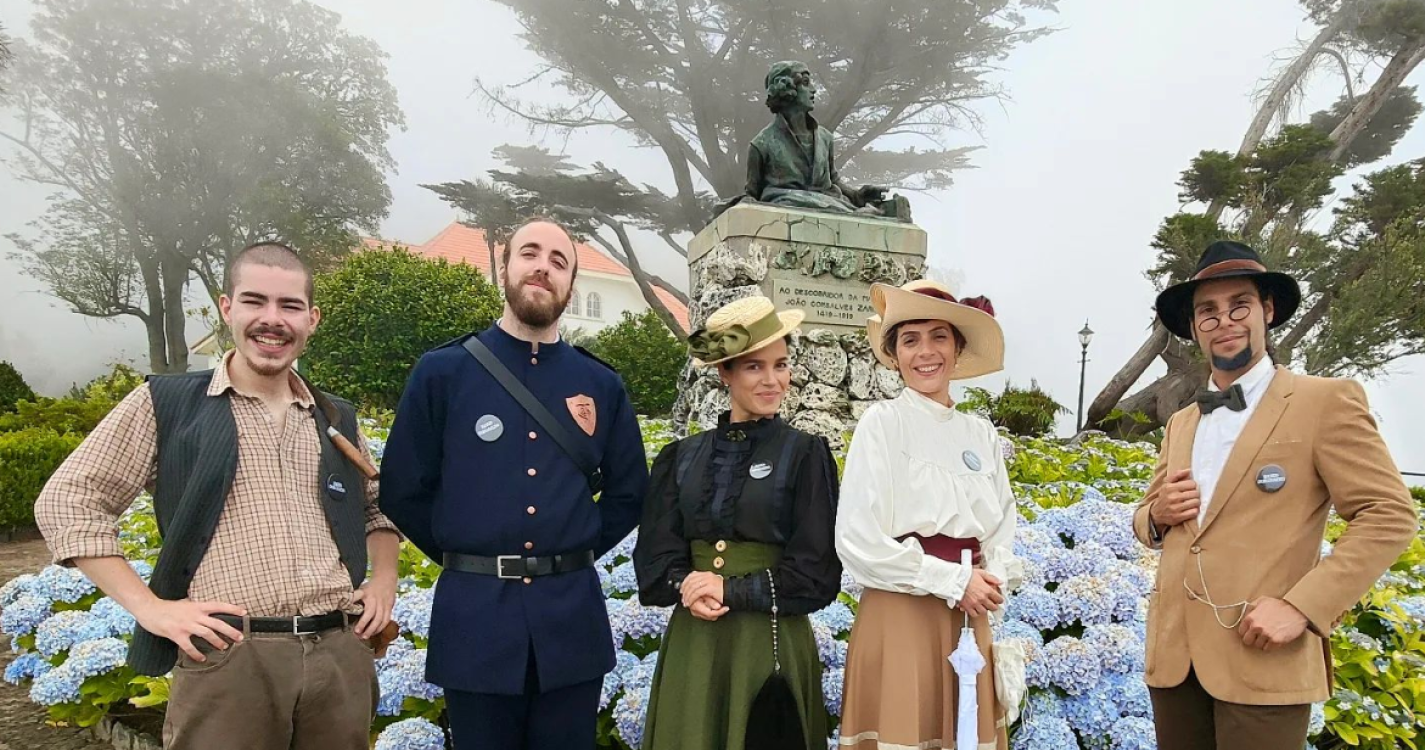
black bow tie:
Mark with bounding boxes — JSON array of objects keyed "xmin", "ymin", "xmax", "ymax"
[{"xmin": 1196, "ymin": 384, "xmax": 1247, "ymax": 414}]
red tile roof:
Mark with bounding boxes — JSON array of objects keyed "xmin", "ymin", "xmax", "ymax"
[{"xmin": 365, "ymin": 222, "xmax": 689, "ymax": 334}]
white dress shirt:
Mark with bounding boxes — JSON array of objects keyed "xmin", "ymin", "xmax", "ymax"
[
  {"xmin": 1192, "ymin": 356, "xmax": 1278, "ymax": 523},
  {"xmin": 835, "ymin": 388, "xmax": 1023, "ymax": 605}
]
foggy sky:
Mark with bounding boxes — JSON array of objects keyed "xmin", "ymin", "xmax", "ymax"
[{"xmin": 0, "ymin": 0, "xmax": 1420, "ymax": 486}]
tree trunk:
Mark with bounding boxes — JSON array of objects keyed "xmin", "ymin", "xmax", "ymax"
[
  {"xmin": 1328, "ymin": 37, "xmax": 1425, "ymax": 163},
  {"xmin": 567, "ymin": 207, "xmax": 687, "ymax": 336},
  {"xmin": 159, "ymin": 255, "xmax": 190, "ymax": 373},
  {"xmin": 1084, "ymin": 322, "xmax": 1170, "ymax": 428},
  {"xmin": 485, "ymin": 237, "xmax": 501, "ymax": 285},
  {"xmin": 1103, "ymin": 365, "xmax": 1204, "ymax": 437}
]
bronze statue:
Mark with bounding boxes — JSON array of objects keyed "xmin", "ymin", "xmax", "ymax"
[{"xmin": 718, "ymin": 61, "xmax": 910, "ymax": 222}]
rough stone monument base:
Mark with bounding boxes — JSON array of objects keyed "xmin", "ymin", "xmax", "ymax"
[{"xmin": 672, "ymin": 203, "xmax": 929, "ymax": 448}]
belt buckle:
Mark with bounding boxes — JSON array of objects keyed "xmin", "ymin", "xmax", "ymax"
[
  {"xmin": 496, "ymin": 555, "xmax": 523, "ymax": 580},
  {"xmin": 292, "ymin": 616, "xmax": 313, "ymax": 636}
]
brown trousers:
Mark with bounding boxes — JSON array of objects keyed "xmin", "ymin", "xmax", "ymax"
[
  {"xmin": 1149, "ymin": 668, "xmax": 1310, "ymax": 750},
  {"xmin": 162, "ymin": 620, "xmax": 378, "ymax": 750}
]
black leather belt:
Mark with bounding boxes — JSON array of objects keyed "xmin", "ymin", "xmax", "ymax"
[
  {"xmin": 443, "ymin": 551, "xmax": 596, "ymax": 579},
  {"xmin": 213, "ymin": 610, "xmax": 350, "ymax": 635}
]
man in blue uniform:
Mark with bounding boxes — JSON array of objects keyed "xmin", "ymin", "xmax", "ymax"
[{"xmin": 380, "ymin": 218, "xmax": 649, "ymax": 750}]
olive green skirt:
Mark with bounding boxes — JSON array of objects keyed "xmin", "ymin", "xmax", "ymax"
[{"xmin": 641, "ymin": 540, "xmax": 827, "ymax": 750}]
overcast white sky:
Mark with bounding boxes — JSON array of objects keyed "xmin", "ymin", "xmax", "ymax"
[{"xmin": 0, "ymin": 0, "xmax": 1420, "ymax": 484}]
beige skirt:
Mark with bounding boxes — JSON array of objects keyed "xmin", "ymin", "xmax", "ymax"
[{"xmin": 838, "ymin": 588, "xmax": 1008, "ymax": 750}]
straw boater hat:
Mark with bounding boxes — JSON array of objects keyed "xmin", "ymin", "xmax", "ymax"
[
  {"xmin": 1154, "ymin": 240, "xmax": 1301, "ymax": 340},
  {"xmin": 687, "ymin": 296, "xmax": 805, "ymax": 367},
  {"xmin": 865, "ymin": 279, "xmax": 1005, "ymax": 380}
]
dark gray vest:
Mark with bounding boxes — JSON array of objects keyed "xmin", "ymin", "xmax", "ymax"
[{"xmin": 127, "ymin": 370, "xmax": 368, "ymax": 676}]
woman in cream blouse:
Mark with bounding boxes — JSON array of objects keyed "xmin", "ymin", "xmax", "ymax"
[{"xmin": 835, "ymin": 280, "xmax": 1022, "ymax": 750}]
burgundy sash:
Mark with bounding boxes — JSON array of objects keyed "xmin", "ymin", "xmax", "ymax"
[{"xmin": 898, "ymin": 534, "xmax": 982, "ymax": 566}]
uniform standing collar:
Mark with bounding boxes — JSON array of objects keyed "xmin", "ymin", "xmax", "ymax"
[
  {"xmin": 486, "ymin": 321, "xmax": 569, "ymax": 356},
  {"xmin": 208, "ymin": 350, "xmax": 314, "ymax": 408},
  {"xmin": 898, "ymin": 387, "xmax": 959, "ymax": 422}
]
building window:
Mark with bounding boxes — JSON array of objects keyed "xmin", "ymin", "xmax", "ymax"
[
  {"xmin": 568, "ymin": 289, "xmax": 581, "ymax": 316},
  {"xmin": 587, "ymin": 292, "xmax": 603, "ymax": 320}
]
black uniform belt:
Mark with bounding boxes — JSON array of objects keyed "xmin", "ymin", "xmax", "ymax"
[
  {"xmin": 443, "ymin": 551, "xmax": 596, "ymax": 579},
  {"xmin": 213, "ymin": 610, "xmax": 350, "ymax": 635}
]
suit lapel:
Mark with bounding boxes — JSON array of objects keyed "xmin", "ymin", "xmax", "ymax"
[
  {"xmin": 1196, "ymin": 368, "xmax": 1295, "ymax": 537},
  {"xmin": 1174, "ymin": 405, "xmax": 1203, "ymax": 538}
]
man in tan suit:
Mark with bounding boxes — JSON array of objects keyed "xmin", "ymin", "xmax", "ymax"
[{"xmin": 1133, "ymin": 240, "xmax": 1417, "ymax": 750}]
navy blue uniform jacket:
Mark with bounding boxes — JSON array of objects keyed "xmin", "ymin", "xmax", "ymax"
[{"xmin": 380, "ymin": 324, "xmax": 649, "ymax": 694}]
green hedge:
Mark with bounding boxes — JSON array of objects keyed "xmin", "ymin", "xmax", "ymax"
[
  {"xmin": 0, "ymin": 398, "xmax": 117, "ymax": 434},
  {"xmin": 0, "ymin": 428, "xmax": 84, "ymax": 531}
]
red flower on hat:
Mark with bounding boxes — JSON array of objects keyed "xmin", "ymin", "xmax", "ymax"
[{"xmin": 959, "ymin": 295, "xmax": 995, "ymax": 317}]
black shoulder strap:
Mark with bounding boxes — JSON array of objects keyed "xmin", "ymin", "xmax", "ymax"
[{"xmin": 462, "ymin": 336, "xmax": 604, "ymax": 493}]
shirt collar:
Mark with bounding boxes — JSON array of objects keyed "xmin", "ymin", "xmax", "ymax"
[
  {"xmin": 1209, "ymin": 355, "xmax": 1276, "ymax": 398},
  {"xmin": 207, "ymin": 350, "xmax": 315, "ymax": 408},
  {"xmin": 487, "ymin": 321, "xmax": 568, "ymax": 355},
  {"xmin": 898, "ymin": 387, "xmax": 959, "ymax": 422}
]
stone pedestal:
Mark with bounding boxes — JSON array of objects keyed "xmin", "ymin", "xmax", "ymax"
[{"xmin": 673, "ymin": 204, "xmax": 928, "ymax": 447}]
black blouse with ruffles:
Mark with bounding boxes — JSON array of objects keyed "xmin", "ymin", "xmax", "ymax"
[{"xmin": 633, "ymin": 413, "xmax": 841, "ymax": 615}]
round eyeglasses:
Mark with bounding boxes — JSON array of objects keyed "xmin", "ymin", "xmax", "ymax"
[{"xmin": 1196, "ymin": 304, "xmax": 1253, "ymax": 332}]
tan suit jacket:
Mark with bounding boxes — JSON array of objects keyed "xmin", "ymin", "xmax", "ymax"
[{"xmin": 1133, "ymin": 368, "xmax": 1417, "ymax": 705}]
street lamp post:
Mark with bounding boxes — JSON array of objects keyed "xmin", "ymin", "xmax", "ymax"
[{"xmin": 1076, "ymin": 321, "xmax": 1094, "ymax": 433}]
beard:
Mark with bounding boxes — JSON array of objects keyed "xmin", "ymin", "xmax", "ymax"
[
  {"xmin": 1212, "ymin": 342, "xmax": 1254, "ymax": 372},
  {"xmin": 240, "ymin": 324, "xmax": 300, "ymax": 376},
  {"xmin": 505, "ymin": 274, "xmax": 570, "ymax": 329}
]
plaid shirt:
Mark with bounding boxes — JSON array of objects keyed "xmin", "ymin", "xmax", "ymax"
[{"xmin": 35, "ymin": 352, "xmax": 397, "ymax": 617}]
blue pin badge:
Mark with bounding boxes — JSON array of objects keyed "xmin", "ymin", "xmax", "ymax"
[
  {"xmin": 1256, "ymin": 464, "xmax": 1287, "ymax": 493},
  {"xmin": 962, "ymin": 450, "xmax": 982, "ymax": 471},
  {"xmin": 475, "ymin": 414, "xmax": 504, "ymax": 442}
]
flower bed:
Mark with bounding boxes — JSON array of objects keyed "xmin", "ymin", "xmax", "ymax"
[{"xmin": 2, "ymin": 419, "xmax": 1422, "ymax": 749}]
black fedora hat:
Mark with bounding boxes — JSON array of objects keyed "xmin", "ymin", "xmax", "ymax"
[{"xmin": 1155, "ymin": 240, "xmax": 1301, "ymax": 339}]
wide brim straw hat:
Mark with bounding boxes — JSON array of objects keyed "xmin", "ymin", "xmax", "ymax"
[
  {"xmin": 688, "ymin": 296, "xmax": 805, "ymax": 367},
  {"xmin": 866, "ymin": 279, "xmax": 1005, "ymax": 380}
]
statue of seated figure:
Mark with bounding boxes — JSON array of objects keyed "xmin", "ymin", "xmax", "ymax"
[{"xmin": 720, "ymin": 60, "xmax": 911, "ymax": 223}]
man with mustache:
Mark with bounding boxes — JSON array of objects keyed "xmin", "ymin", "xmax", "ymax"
[
  {"xmin": 1134, "ymin": 240, "xmax": 1416, "ymax": 750},
  {"xmin": 36, "ymin": 242, "xmax": 399, "ymax": 749},
  {"xmin": 381, "ymin": 218, "xmax": 649, "ymax": 750}
]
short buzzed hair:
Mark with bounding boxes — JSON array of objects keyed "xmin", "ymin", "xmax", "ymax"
[
  {"xmin": 501, "ymin": 217, "xmax": 579, "ymax": 280},
  {"xmin": 225, "ymin": 242, "xmax": 314, "ymax": 303}
]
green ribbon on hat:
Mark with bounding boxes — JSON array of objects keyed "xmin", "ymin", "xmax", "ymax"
[{"xmin": 687, "ymin": 309, "xmax": 784, "ymax": 362}]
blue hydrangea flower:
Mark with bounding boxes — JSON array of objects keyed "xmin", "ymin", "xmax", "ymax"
[
  {"xmin": 995, "ymin": 618, "xmax": 1044, "ymax": 648},
  {"xmin": 89, "ymin": 597, "xmax": 137, "ymax": 637},
  {"xmin": 1005, "ymin": 585, "xmax": 1059, "ymax": 630},
  {"xmin": 0, "ymin": 574, "xmax": 38, "ymax": 607},
  {"xmin": 376, "ymin": 645, "xmax": 442, "ymax": 716},
  {"xmin": 36, "ymin": 565, "xmax": 97, "ymax": 604},
  {"xmin": 602, "ymin": 563, "xmax": 639, "ymax": 596},
  {"xmin": 374, "ymin": 717, "xmax": 446, "ymax": 750},
  {"xmin": 600, "ymin": 529, "xmax": 639, "ymax": 567},
  {"xmin": 599, "ymin": 668, "xmax": 623, "ymax": 711},
  {"xmin": 811, "ymin": 601, "xmax": 854, "ymax": 636},
  {"xmin": 839, "ymin": 571, "xmax": 864, "ymax": 600},
  {"xmin": 129, "ymin": 560, "xmax": 154, "ymax": 580},
  {"xmin": 34, "ymin": 610, "xmax": 113, "ymax": 657},
  {"xmin": 822, "ymin": 666, "xmax": 844, "ymax": 717},
  {"xmin": 29, "ymin": 637, "xmax": 127, "ymax": 706},
  {"xmin": 1100, "ymin": 671, "xmax": 1152, "ymax": 718},
  {"xmin": 1010, "ymin": 709, "xmax": 1077, "ymax": 750},
  {"xmin": 1308, "ymin": 701, "xmax": 1325, "ymax": 736},
  {"xmin": 610, "ymin": 600, "xmax": 670, "ymax": 644},
  {"xmin": 612, "ymin": 676, "xmax": 652, "ymax": 748},
  {"xmin": 1084, "ymin": 624, "xmax": 1145, "ymax": 675},
  {"xmin": 1108, "ymin": 715, "xmax": 1156, "ymax": 750},
  {"xmin": 1063, "ymin": 679, "xmax": 1118, "ymax": 736},
  {"xmin": 812, "ymin": 621, "xmax": 847, "ymax": 669},
  {"xmin": 1055, "ymin": 574, "xmax": 1117, "ymax": 626},
  {"xmin": 1040, "ymin": 546, "xmax": 1108, "ymax": 584},
  {"xmin": 1041, "ymin": 636, "xmax": 1102, "ymax": 696},
  {"xmin": 4, "ymin": 651, "xmax": 52, "ymax": 685},
  {"xmin": 1, "ymin": 594, "xmax": 53, "ymax": 637},
  {"xmin": 392, "ymin": 587, "xmax": 434, "ymax": 640},
  {"xmin": 1024, "ymin": 689, "xmax": 1064, "ymax": 718}
]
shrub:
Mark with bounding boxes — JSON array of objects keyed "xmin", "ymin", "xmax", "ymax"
[
  {"xmin": 303, "ymin": 246, "xmax": 503, "ymax": 410},
  {"xmin": 587, "ymin": 310, "xmax": 685, "ymax": 417},
  {"xmin": 0, "ymin": 360, "xmax": 36, "ymax": 412},
  {"xmin": 0, "ymin": 399, "xmax": 118, "ymax": 435},
  {"xmin": 0, "ymin": 428, "xmax": 84, "ymax": 530},
  {"xmin": 961, "ymin": 380, "xmax": 1069, "ymax": 438}
]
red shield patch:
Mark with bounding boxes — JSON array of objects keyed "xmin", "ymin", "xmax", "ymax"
[{"xmin": 566, "ymin": 394, "xmax": 597, "ymax": 436}]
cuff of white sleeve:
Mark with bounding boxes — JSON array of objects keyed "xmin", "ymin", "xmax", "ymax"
[
  {"xmin": 916, "ymin": 556, "xmax": 972, "ymax": 604},
  {"xmin": 986, "ymin": 552, "xmax": 1024, "ymax": 592}
]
